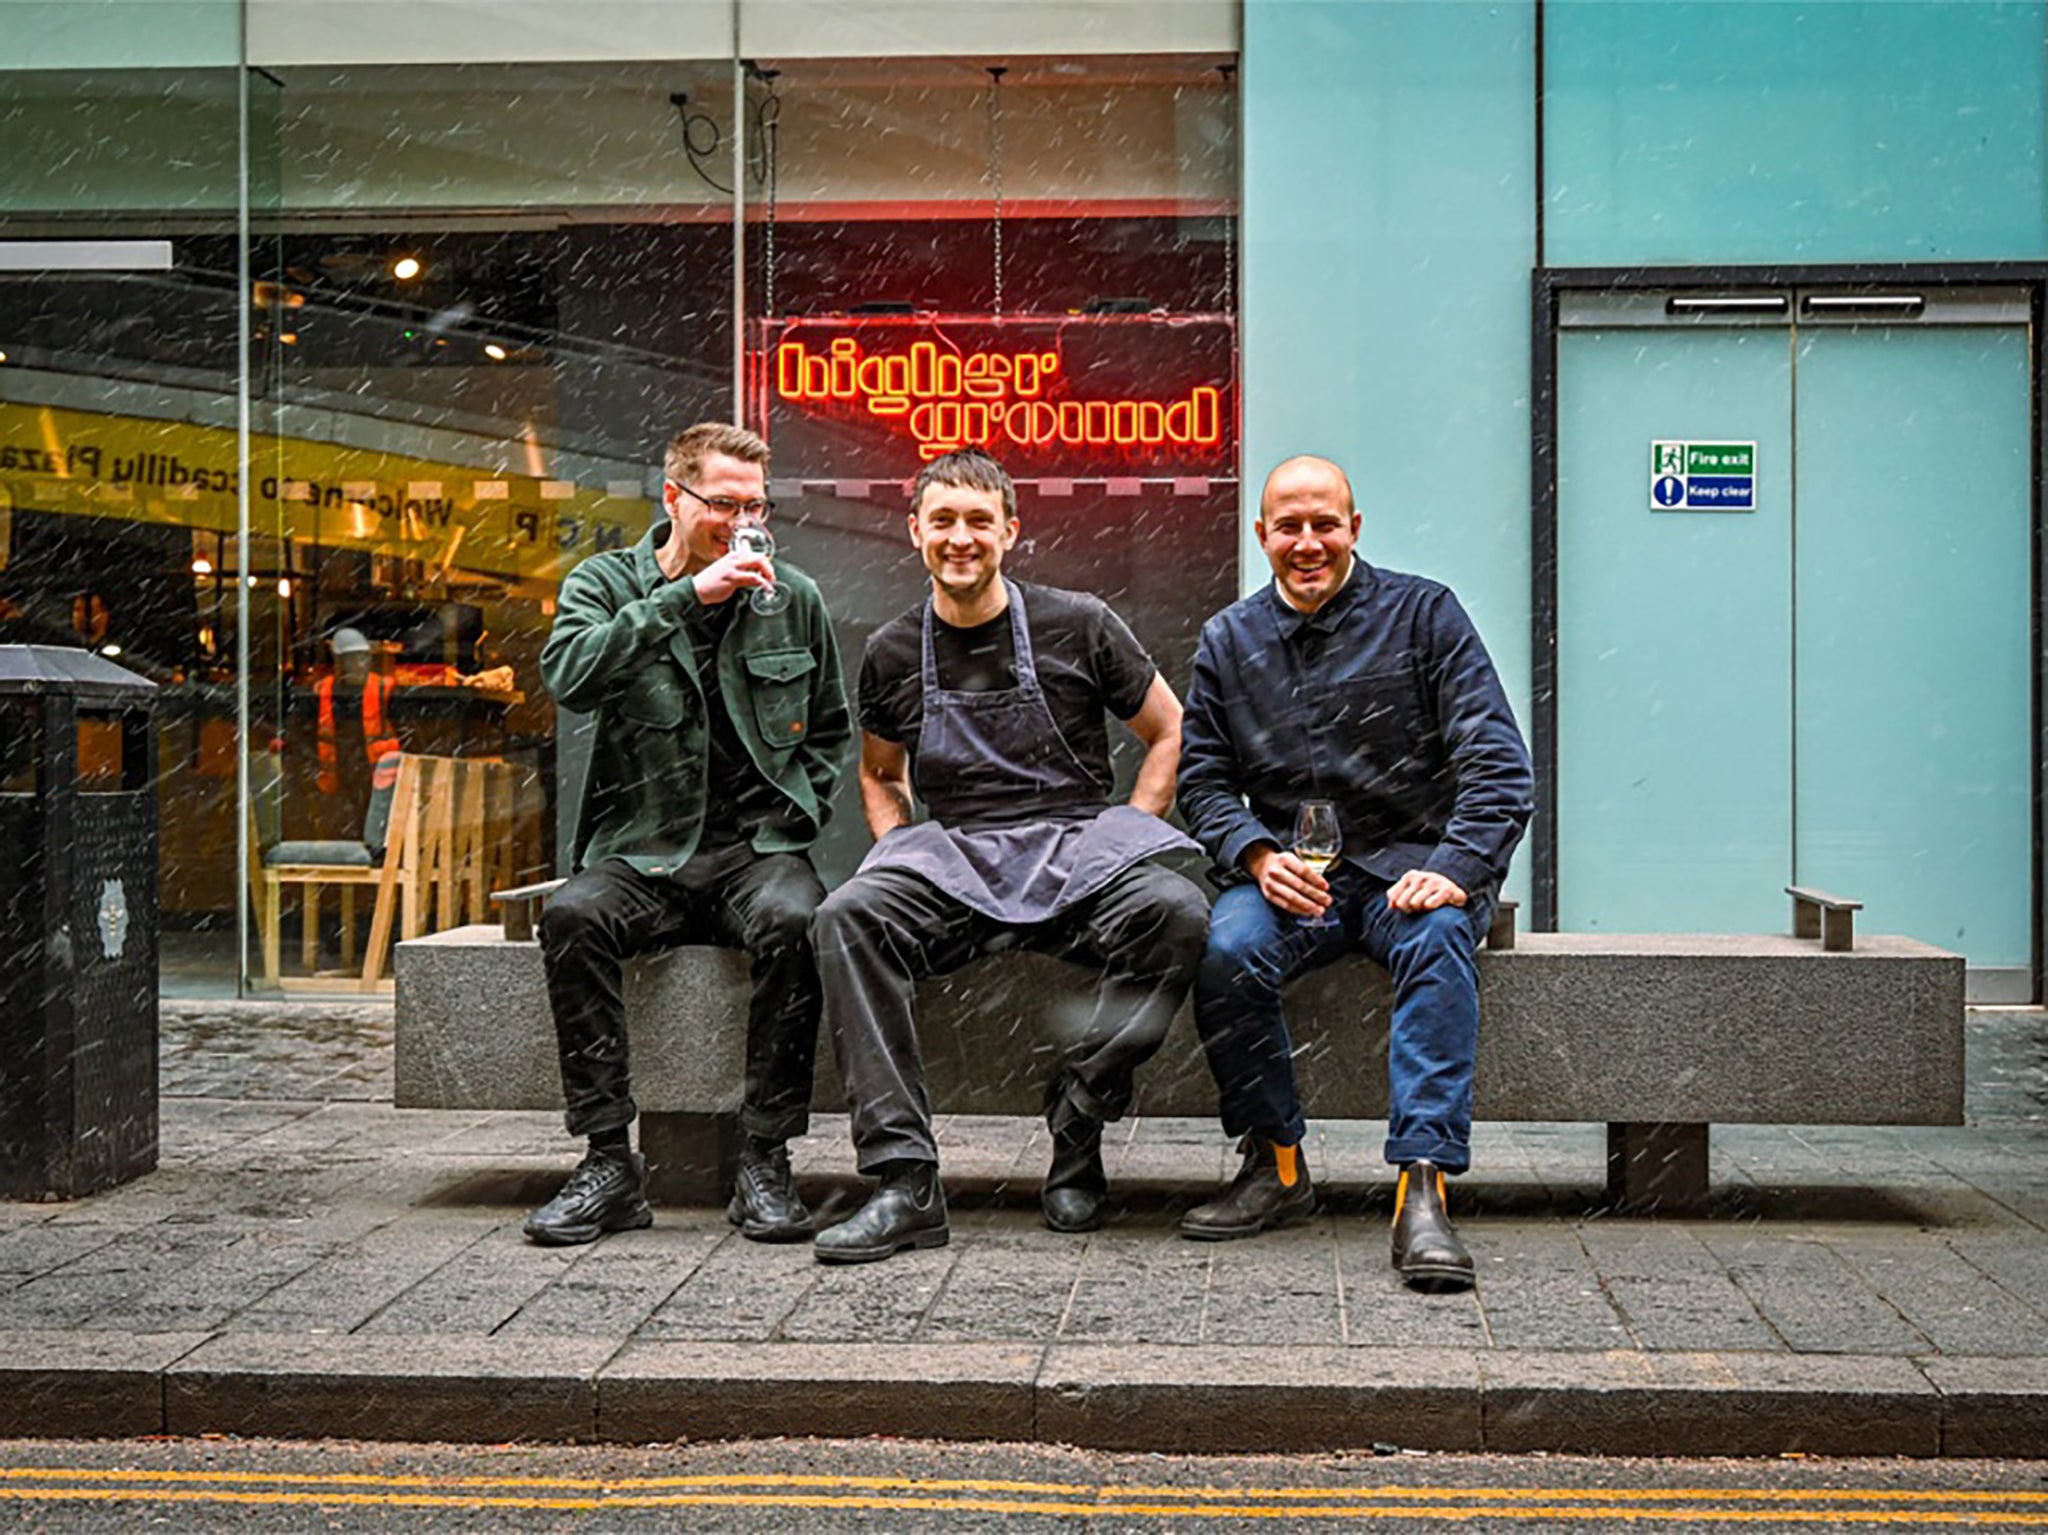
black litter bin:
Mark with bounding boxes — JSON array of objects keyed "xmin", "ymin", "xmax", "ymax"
[{"xmin": 0, "ymin": 645, "xmax": 159, "ymax": 1201}]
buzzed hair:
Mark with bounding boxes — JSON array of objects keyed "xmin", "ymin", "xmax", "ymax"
[
  {"xmin": 664, "ymin": 422, "xmax": 770, "ymax": 487},
  {"xmin": 1260, "ymin": 454, "xmax": 1356, "ymax": 516},
  {"xmin": 910, "ymin": 446, "xmax": 1016, "ymax": 521}
]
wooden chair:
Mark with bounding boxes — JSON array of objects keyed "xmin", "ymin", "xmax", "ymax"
[
  {"xmin": 249, "ymin": 751, "xmax": 422, "ymax": 991},
  {"xmin": 356, "ymin": 753, "xmax": 465, "ymax": 987},
  {"xmin": 444, "ymin": 758, "xmax": 514, "ymax": 927}
]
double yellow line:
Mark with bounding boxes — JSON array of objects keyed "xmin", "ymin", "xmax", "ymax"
[{"xmin": 3, "ymin": 1468, "xmax": 2047, "ymax": 1522}]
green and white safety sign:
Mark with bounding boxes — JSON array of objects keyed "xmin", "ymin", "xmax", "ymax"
[{"xmin": 1651, "ymin": 440, "xmax": 1756, "ymax": 512}]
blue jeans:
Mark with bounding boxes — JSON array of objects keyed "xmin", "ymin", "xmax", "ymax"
[{"xmin": 1192, "ymin": 863, "xmax": 1493, "ymax": 1172}]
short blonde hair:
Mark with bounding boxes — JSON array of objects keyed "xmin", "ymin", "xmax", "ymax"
[{"xmin": 663, "ymin": 422, "xmax": 770, "ymax": 487}]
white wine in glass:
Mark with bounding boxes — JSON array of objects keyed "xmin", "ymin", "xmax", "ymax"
[
  {"xmin": 730, "ymin": 516, "xmax": 791, "ymax": 614},
  {"xmin": 1292, "ymin": 800, "xmax": 1342, "ymax": 927}
]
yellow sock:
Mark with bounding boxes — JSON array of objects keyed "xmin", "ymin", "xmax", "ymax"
[
  {"xmin": 1272, "ymin": 1141, "xmax": 1300, "ymax": 1188},
  {"xmin": 1393, "ymin": 1167, "xmax": 1411, "ymax": 1221}
]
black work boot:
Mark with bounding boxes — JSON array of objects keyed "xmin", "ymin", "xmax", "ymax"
[
  {"xmin": 523, "ymin": 1147, "xmax": 652, "ymax": 1246},
  {"xmin": 813, "ymin": 1160, "xmax": 949, "ymax": 1265},
  {"xmin": 1041, "ymin": 1117, "xmax": 1108, "ymax": 1234},
  {"xmin": 1178, "ymin": 1135, "xmax": 1317, "ymax": 1241},
  {"xmin": 1390, "ymin": 1159, "xmax": 1475, "ymax": 1291},
  {"xmin": 727, "ymin": 1136, "xmax": 812, "ymax": 1244}
]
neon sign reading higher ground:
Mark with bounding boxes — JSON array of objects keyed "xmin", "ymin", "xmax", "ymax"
[{"xmin": 772, "ymin": 336, "xmax": 1224, "ymax": 461}]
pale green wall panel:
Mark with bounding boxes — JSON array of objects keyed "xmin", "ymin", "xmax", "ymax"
[
  {"xmin": 0, "ymin": 0, "xmax": 238, "ymax": 68},
  {"xmin": 1794, "ymin": 326, "xmax": 2033, "ymax": 968},
  {"xmin": 1545, "ymin": 0, "xmax": 2048, "ymax": 265},
  {"xmin": 1242, "ymin": 0, "xmax": 1537, "ymax": 807}
]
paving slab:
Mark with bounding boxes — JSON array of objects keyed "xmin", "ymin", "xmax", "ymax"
[
  {"xmin": 164, "ymin": 1333, "xmax": 616, "ymax": 1442},
  {"xmin": 598, "ymin": 1341, "xmax": 1042, "ymax": 1443},
  {"xmin": 0, "ymin": 1331, "xmax": 210, "ymax": 1437},
  {"xmin": 1037, "ymin": 1343, "xmax": 1484, "ymax": 1453},
  {"xmin": 1921, "ymin": 1356, "xmax": 2048, "ymax": 1457},
  {"xmin": 1479, "ymin": 1349, "xmax": 1941, "ymax": 1457}
]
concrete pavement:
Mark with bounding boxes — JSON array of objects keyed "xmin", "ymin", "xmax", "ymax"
[{"xmin": 1, "ymin": 999, "xmax": 2044, "ymax": 1454}]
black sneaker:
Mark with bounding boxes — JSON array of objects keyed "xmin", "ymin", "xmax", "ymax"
[
  {"xmin": 728, "ymin": 1138, "xmax": 813, "ymax": 1243},
  {"xmin": 523, "ymin": 1148, "xmax": 652, "ymax": 1246}
]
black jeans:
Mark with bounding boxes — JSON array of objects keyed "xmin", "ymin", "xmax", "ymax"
[
  {"xmin": 539, "ymin": 847, "xmax": 825, "ymax": 1143},
  {"xmin": 812, "ymin": 860, "xmax": 1210, "ymax": 1174}
]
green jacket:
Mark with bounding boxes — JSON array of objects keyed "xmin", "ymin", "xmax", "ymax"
[{"xmin": 541, "ymin": 523, "xmax": 851, "ymax": 874}]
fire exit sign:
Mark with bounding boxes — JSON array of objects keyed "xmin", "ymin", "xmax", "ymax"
[{"xmin": 1651, "ymin": 440, "xmax": 1756, "ymax": 511}]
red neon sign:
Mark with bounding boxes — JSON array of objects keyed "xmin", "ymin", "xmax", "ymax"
[{"xmin": 770, "ymin": 335, "xmax": 1223, "ymax": 461}]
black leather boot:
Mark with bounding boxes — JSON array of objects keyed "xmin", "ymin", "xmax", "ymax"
[
  {"xmin": 727, "ymin": 1136, "xmax": 812, "ymax": 1244},
  {"xmin": 813, "ymin": 1160, "xmax": 949, "ymax": 1265},
  {"xmin": 1041, "ymin": 1117, "xmax": 1108, "ymax": 1234},
  {"xmin": 1391, "ymin": 1160, "xmax": 1474, "ymax": 1291},
  {"xmin": 1178, "ymin": 1135, "xmax": 1316, "ymax": 1241}
]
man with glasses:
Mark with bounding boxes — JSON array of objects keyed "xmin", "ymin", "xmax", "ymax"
[{"xmin": 525, "ymin": 422, "xmax": 851, "ymax": 1246}]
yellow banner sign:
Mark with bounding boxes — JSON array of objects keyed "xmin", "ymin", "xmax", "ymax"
[{"xmin": 0, "ymin": 400, "xmax": 652, "ymax": 583}]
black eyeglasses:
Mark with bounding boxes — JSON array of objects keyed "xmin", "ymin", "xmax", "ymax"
[{"xmin": 670, "ymin": 480, "xmax": 773, "ymax": 520}]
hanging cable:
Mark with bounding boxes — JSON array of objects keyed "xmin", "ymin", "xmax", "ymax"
[
  {"xmin": 670, "ymin": 78, "xmax": 776, "ymax": 200},
  {"xmin": 1216, "ymin": 62, "xmax": 1236, "ymax": 316},
  {"xmin": 752, "ymin": 67, "xmax": 782, "ymax": 321},
  {"xmin": 986, "ymin": 66, "xmax": 1007, "ymax": 320}
]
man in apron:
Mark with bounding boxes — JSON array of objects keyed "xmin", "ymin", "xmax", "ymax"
[
  {"xmin": 1176, "ymin": 454, "xmax": 1533, "ymax": 1291},
  {"xmin": 811, "ymin": 447, "xmax": 1210, "ymax": 1264},
  {"xmin": 525, "ymin": 422, "xmax": 851, "ymax": 1248}
]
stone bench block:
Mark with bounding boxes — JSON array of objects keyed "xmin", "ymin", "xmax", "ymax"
[{"xmin": 395, "ymin": 926, "xmax": 1961, "ymax": 1210}]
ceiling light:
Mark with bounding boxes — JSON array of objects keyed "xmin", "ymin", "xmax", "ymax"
[
  {"xmin": 99, "ymin": 643, "xmax": 122, "ymax": 658},
  {"xmin": 190, "ymin": 556, "xmax": 212, "ymax": 575},
  {"xmin": 276, "ymin": 577, "xmax": 292, "ymax": 597},
  {"xmin": 484, "ymin": 342, "xmax": 508, "ymax": 361},
  {"xmin": 392, "ymin": 256, "xmax": 422, "ymax": 281}
]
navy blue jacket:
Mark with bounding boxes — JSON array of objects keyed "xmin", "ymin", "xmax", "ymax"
[{"xmin": 1178, "ymin": 562, "xmax": 1534, "ymax": 896}]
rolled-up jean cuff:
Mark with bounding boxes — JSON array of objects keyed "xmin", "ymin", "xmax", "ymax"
[
  {"xmin": 1053, "ymin": 1072, "xmax": 1121, "ymax": 1130},
  {"xmin": 740, "ymin": 1104, "xmax": 809, "ymax": 1145},
  {"xmin": 854, "ymin": 1134, "xmax": 939, "ymax": 1178},
  {"xmin": 1385, "ymin": 1134, "xmax": 1468, "ymax": 1174},
  {"xmin": 565, "ymin": 1098, "xmax": 638, "ymax": 1139},
  {"xmin": 1224, "ymin": 1110, "xmax": 1309, "ymax": 1148}
]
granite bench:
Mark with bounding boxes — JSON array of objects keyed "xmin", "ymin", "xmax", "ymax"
[{"xmin": 394, "ymin": 886, "xmax": 1965, "ymax": 1214}]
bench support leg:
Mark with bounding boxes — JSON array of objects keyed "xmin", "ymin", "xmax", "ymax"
[
  {"xmin": 640, "ymin": 1111, "xmax": 740, "ymax": 1207},
  {"xmin": 1606, "ymin": 1122, "xmax": 1710, "ymax": 1215}
]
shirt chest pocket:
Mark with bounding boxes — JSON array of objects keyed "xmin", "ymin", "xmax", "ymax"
[
  {"xmin": 1327, "ymin": 665, "xmax": 1423, "ymax": 757},
  {"xmin": 745, "ymin": 648, "xmax": 817, "ymax": 749},
  {"xmin": 618, "ymin": 672, "xmax": 688, "ymax": 729}
]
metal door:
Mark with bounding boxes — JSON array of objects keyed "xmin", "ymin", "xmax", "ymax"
[{"xmin": 1554, "ymin": 285, "xmax": 2034, "ymax": 999}]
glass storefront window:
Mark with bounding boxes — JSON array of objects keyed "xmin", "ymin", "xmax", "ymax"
[
  {"xmin": 0, "ymin": 56, "xmax": 246, "ymax": 991},
  {"xmin": 1, "ymin": 21, "xmax": 1240, "ymax": 997},
  {"xmin": 737, "ymin": 57, "xmax": 1240, "ymax": 881}
]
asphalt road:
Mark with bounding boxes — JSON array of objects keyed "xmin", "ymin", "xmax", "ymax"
[{"xmin": 3, "ymin": 1438, "xmax": 2046, "ymax": 1532}]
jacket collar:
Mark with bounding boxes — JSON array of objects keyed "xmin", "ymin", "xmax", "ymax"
[
  {"xmin": 634, "ymin": 520, "xmax": 673, "ymax": 594},
  {"xmin": 1267, "ymin": 557, "xmax": 1376, "ymax": 640}
]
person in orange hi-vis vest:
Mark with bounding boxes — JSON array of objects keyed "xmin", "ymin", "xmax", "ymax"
[{"xmin": 315, "ymin": 627, "xmax": 400, "ymax": 796}]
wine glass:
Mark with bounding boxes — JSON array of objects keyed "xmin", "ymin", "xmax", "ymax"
[
  {"xmin": 730, "ymin": 514, "xmax": 791, "ymax": 615},
  {"xmin": 1291, "ymin": 800, "xmax": 1342, "ymax": 928}
]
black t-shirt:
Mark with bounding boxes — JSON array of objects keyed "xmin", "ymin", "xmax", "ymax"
[
  {"xmin": 857, "ymin": 581, "xmax": 1157, "ymax": 802},
  {"xmin": 683, "ymin": 595, "xmax": 780, "ymax": 850}
]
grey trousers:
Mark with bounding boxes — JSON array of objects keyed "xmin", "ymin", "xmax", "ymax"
[{"xmin": 812, "ymin": 860, "xmax": 1210, "ymax": 1173}]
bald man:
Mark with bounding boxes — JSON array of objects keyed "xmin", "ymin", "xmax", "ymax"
[{"xmin": 1174, "ymin": 455, "xmax": 1533, "ymax": 1291}]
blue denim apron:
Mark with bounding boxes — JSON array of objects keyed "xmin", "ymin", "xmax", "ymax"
[{"xmin": 856, "ymin": 579, "xmax": 1196, "ymax": 923}]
